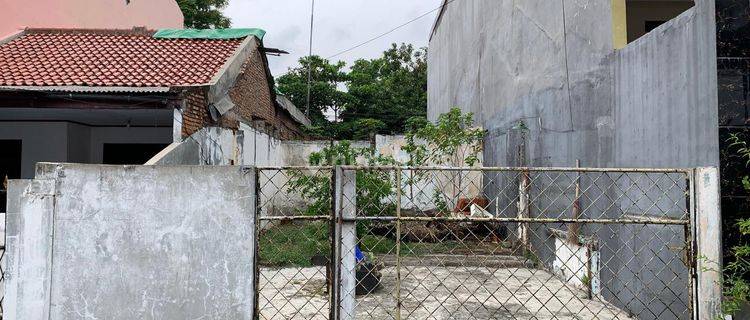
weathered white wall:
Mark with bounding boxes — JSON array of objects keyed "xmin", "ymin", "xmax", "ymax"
[
  {"xmin": 240, "ymin": 123, "xmax": 284, "ymax": 166},
  {"xmin": 552, "ymin": 234, "xmax": 600, "ymax": 295},
  {"xmin": 148, "ymin": 131, "xmax": 486, "ymax": 216},
  {"xmin": 148, "ymin": 125, "xmax": 285, "ymax": 167},
  {"xmin": 375, "ymin": 135, "xmax": 484, "ymax": 211},
  {"xmin": 4, "ymin": 164, "xmax": 256, "ymax": 320},
  {"xmin": 4, "ymin": 179, "xmax": 52, "ymax": 319}
]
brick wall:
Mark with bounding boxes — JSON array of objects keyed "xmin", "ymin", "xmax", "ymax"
[
  {"xmin": 180, "ymin": 41, "xmax": 306, "ymax": 140},
  {"xmin": 229, "ymin": 42, "xmax": 275, "ymax": 124},
  {"xmin": 228, "ymin": 42, "xmax": 306, "ymax": 140},
  {"xmin": 181, "ymin": 88, "xmax": 211, "ymax": 137}
]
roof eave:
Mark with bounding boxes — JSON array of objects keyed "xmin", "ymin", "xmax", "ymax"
[
  {"xmin": 206, "ymin": 35, "xmax": 259, "ymax": 104},
  {"xmin": 0, "ymin": 29, "xmax": 25, "ymax": 45},
  {"xmin": 0, "ymin": 85, "xmax": 172, "ymax": 93},
  {"xmin": 204, "ymin": 35, "xmax": 312, "ymax": 128}
]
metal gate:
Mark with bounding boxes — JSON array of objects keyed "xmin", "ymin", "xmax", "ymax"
[{"xmin": 253, "ymin": 166, "xmax": 719, "ymax": 320}]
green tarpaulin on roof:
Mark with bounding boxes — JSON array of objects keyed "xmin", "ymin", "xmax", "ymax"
[{"xmin": 153, "ymin": 28, "xmax": 266, "ymax": 40}]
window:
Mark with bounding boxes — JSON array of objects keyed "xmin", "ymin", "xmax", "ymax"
[{"xmin": 0, "ymin": 140, "xmax": 22, "ymax": 212}]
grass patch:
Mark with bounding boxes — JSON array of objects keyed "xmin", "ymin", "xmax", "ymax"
[
  {"xmin": 259, "ymin": 221, "xmax": 330, "ymax": 267},
  {"xmin": 260, "ymin": 222, "xmax": 508, "ymax": 267}
]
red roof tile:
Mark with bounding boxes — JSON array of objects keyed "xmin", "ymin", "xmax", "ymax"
[{"xmin": 0, "ymin": 29, "xmax": 245, "ymax": 88}]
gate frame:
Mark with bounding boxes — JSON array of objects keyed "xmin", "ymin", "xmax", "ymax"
[
  {"xmin": 252, "ymin": 165, "xmax": 722, "ymax": 320},
  {"xmin": 693, "ymin": 167, "xmax": 722, "ymax": 320}
]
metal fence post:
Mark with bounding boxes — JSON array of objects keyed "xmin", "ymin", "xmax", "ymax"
[
  {"xmin": 694, "ymin": 167, "xmax": 722, "ymax": 320},
  {"xmin": 250, "ymin": 167, "xmax": 260, "ymax": 319},
  {"xmin": 395, "ymin": 168, "xmax": 402, "ymax": 320},
  {"xmin": 518, "ymin": 169, "xmax": 530, "ymax": 247},
  {"xmin": 334, "ymin": 166, "xmax": 357, "ymax": 319}
]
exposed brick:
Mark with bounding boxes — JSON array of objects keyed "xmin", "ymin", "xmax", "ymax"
[
  {"xmin": 181, "ymin": 88, "xmax": 211, "ymax": 137},
  {"xmin": 228, "ymin": 42, "xmax": 306, "ymax": 140}
]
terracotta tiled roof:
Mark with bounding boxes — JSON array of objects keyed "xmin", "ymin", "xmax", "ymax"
[{"xmin": 0, "ymin": 29, "xmax": 246, "ymax": 88}]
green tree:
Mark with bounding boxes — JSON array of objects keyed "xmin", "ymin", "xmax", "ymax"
[
  {"xmin": 277, "ymin": 55, "xmax": 349, "ymax": 127},
  {"xmin": 277, "ymin": 44, "xmax": 427, "ymax": 140},
  {"xmin": 177, "ymin": 0, "xmax": 232, "ymax": 29},
  {"xmin": 403, "ymin": 108, "xmax": 485, "ymax": 167},
  {"xmin": 344, "ymin": 43, "xmax": 427, "ymax": 135},
  {"xmin": 287, "ymin": 141, "xmax": 397, "ymax": 219},
  {"xmin": 402, "ymin": 108, "xmax": 485, "ymax": 211}
]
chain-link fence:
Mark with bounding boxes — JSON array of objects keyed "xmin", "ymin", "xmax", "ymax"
[
  {"xmin": 255, "ymin": 167, "xmax": 336, "ymax": 319},
  {"xmin": 254, "ymin": 166, "xmax": 702, "ymax": 320}
]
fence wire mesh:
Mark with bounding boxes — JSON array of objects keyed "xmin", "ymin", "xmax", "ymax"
[
  {"xmin": 255, "ymin": 166, "xmax": 695, "ymax": 320},
  {"xmin": 256, "ymin": 168, "xmax": 335, "ymax": 320}
]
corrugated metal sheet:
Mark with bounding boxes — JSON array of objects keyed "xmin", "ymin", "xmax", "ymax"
[{"xmin": 276, "ymin": 94, "xmax": 311, "ymax": 127}]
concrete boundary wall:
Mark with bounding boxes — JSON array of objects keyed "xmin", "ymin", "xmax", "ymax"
[
  {"xmin": 427, "ymin": 0, "xmax": 718, "ymax": 318},
  {"xmin": 146, "ymin": 131, "xmax": 482, "ymax": 216},
  {"xmin": 4, "ymin": 164, "xmax": 256, "ymax": 320}
]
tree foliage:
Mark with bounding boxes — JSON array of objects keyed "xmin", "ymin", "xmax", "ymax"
[
  {"xmin": 177, "ymin": 0, "xmax": 231, "ymax": 29},
  {"xmin": 287, "ymin": 141, "xmax": 397, "ymax": 219},
  {"xmin": 276, "ymin": 56, "xmax": 349, "ymax": 126},
  {"xmin": 276, "ymin": 43, "xmax": 427, "ymax": 140},
  {"xmin": 343, "ymin": 44, "xmax": 427, "ymax": 135},
  {"xmin": 403, "ymin": 108, "xmax": 486, "ymax": 167}
]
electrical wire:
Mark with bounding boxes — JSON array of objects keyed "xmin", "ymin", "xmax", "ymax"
[{"xmin": 326, "ymin": 0, "xmax": 456, "ymax": 59}]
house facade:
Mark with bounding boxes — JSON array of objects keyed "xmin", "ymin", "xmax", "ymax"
[{"xmin": 0, "ymin": 28, "xmax": 310, "ymax": 211}]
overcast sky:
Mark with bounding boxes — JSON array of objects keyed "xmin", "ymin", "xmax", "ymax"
[{"xmin": 224, "ymin": 0, "xmax": 442, "ymax": 77}]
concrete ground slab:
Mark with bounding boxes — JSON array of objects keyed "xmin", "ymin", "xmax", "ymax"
[{"xmin": 258, "ymin": 266, "xmax": 632, "ymax": 319}]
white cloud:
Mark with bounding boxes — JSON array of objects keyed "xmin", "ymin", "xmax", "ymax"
[{"xmin": 224, "ymin": 0, "xmax": 442, "ymax": 76}]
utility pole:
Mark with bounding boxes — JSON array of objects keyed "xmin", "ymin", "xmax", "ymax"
[{"xmin": 306, "ymin": 0, "xmax": 315, "ymax": 118}]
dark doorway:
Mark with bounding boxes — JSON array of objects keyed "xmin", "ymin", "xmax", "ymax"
[
  {"xmin": 1, "ymin": 140, "xmax": 22, "ymax": 212},
  {"xmin": 644, "ymin": 21, "xmax": 667, "ymax": 33},
  {"xmin": 102, "ymin": 143, "xmax": 168, "ymax": 165}
]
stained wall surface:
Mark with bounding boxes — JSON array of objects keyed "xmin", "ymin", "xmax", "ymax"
[
  {"xmin": 4, "ymin": 164, "xmax": 256, "ymax": 320},
  {"xmin": 428, "ymin": 0, "xmax": 718, "ymax": 170},
  {"xmin": 428, "ymin": 0, "xmax": 718, "ymax": 318}
]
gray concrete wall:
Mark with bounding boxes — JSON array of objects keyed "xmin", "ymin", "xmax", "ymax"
[
  {"xmin": 0, "ymin": 121, "xmax": 172, "ymax": 178},
  {"xmin": 613, "ymin": 4, "xmax": 719, "ymax": 168},
  {"xmin": 4, "ymin": 164, "xmax": 256, "ymax": 320},
  {"xmin": 0, "ymin": 122, "xmax": 68, "ymax": 178},
  {"xmin": 428, "ymin": 0, "xmax": 718, "ymax": 169},
  {"xmin": 428, "ymin": 0, "xmax": 615, "ymax": 169},
  {"xmin": 428, "ymin": 0, "xmax": 718, "ymax": 318}
]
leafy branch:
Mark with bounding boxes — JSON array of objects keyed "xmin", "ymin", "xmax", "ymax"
[{"xmin": 722, "ymin": 133, "xmax": 750, "ymax": 317}]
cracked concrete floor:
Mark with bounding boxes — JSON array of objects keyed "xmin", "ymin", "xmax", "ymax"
[{"xmin": 257, "ymin": 266, "xmax": 633, "ymax": 319}]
